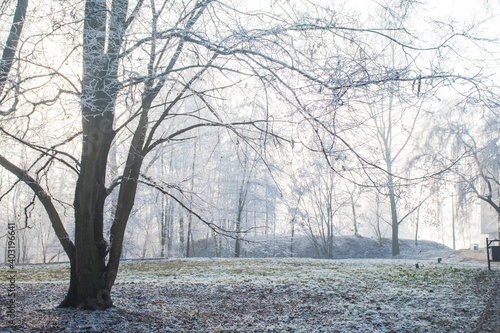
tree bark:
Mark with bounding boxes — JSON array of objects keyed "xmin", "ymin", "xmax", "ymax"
[
  {"xmin": 60, "ymin": 0, "xmax": 128, "ymax": 309},
  {"xmin": 0, "ymin": 0, "xmax": 28, "ymax": 97}
]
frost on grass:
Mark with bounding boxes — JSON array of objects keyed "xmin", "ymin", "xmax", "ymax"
[{"xmin": 0, "ymin": 258, "xmax": 497, "ymax": 332}]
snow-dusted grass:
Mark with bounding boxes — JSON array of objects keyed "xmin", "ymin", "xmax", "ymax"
[
  {"xmin": 11, "ymin": 262, "xmax": 71, "ymax": 283},
  {"xmin": 116, "ymin": 258, "xmax": 485, "ymax": 285},
  {"xmin": 2, "ymin": 258, "xmax": 498, "ymax": 332}
]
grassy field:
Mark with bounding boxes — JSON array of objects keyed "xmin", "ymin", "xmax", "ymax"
[{"xmin": 2, "ymin": 258, "xmax": 498, "ymax": 332}]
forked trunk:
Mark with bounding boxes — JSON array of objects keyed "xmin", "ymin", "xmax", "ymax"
[
  {"xmin": 58, "ymin": 256, "xmax": 112, "ymax": 310},
  {"xmin": 57, "ymin": 0, "xmax": 126, "ymax": 309},
  {"xmin": 60, "ymin": 111, "xmax": 115, "ymax": 309}
]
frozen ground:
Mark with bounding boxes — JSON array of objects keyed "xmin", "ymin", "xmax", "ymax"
[{"xmin": 1, "ymin": 250, "xmax": 500, "ymax": 332}]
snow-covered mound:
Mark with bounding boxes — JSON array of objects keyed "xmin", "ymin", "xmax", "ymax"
[{"xmin": 193, "ymin": 235, "xmax": 453, "ymax": 259}]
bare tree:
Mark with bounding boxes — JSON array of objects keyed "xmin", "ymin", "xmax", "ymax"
[
  {"xmin": 430, "ymin": 114, "xmax": 499, "ymax": 236},
  {"xmin": 0, "ymin": 0, "xmax": 349, "ymax": 308},
  {"xmin": 289, "ymin": 0, "xmax": 497, "ymax": 256}
]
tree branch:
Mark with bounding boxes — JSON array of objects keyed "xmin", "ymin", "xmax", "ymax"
[{"xmin": 0, "ymin": 153, "xmax": 75, "ymax": 259}]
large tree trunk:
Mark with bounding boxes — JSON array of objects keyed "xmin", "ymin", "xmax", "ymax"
[
  {"xmin": 60, "ymin": 0, "xmax": 127, "ymax": 309},
  {"xmin": 67, "ymin": 143, "xmax": 113, "ymax": 309},
  {"xmin": 69, "ymin": 91, "xmax": 115, "ymax": 309}
]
